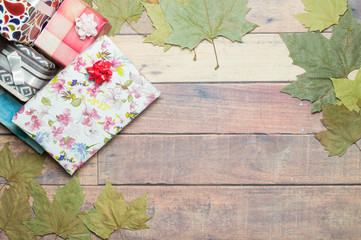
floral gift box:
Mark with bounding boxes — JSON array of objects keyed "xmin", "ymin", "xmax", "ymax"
[
  {"xmin": 13, "ymin": 35, "xmax": 160, "ymax": 175},
  {"xmin": 0, "ymin": 86, "xmax": 44, "ymax": 154}
]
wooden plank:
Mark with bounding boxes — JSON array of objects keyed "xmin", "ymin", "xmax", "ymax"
[
  {"xmin": 249, "ymin": 0, "xmax": 360, "ymax": 33},
  {"xmin": 119, "ymin": 83, "xmax": 322, "ymax": 134},
  {"xmin": 5, "ymin": 186, "xmax": 357, "ymax": 240},
  {"xmin": 98, "ymin": 135, "xmax": 361, "ymax": 185},
  {"xmin": 118, "ymin": 0, "xmax": 361, "ymax": 34},
  {"xmin": 0, "ymin": 136, "xmax": 97, "ymax": 185},
  {"xmin": 110, "ymin": 34, "xmax": 304, "ymax": 83},
  {"xmin": 0, "ymin": 127, "xmax": 10, "ymax": 134},
  {"xmin": 0, "ymin": 84, "xmax": 323, "ymax": 135}
]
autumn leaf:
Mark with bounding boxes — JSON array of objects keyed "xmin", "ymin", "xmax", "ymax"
[
  {"xmin": 331, "ymin": 69, "xmax": 361, "ymax": 113},
  {"xmin": 24, "ymin": 178, "xmax": 91, "ymax": 240},
  {"xmin": 316, "ymin": 104, "xmax": 361, "ymax": 157},
  {"xmin": 79, "ymin": 181, "xmax": 151, "ymax": 239},
  {"xmin": 143, "ymin": 1, "xmax": 173, "ymax": 51},
  {"xmin": 146, "ymin": 0, "xmax": 158, "ymax": 3},
  {"xmin": 81, "ymin": 0, "xmax": 93, "ymax": 7},
  {"xmin": 281, "ymin": 6, "xmax": 361, "ymax": 113},
  {"xmin": 295, "ymin": 0, "xmax": 348, "ymax": 32},
  {"xmin": 93, "ymin": 0, "xmax": 144, "ymax": 36},
  {"xmin": 159, "ymin": 0, "xmax": 258, "ymax": 70},
  {"xmin": 0, "ymin": 184, "xmax": 36, "ymax": 240},
  {"xmin": 0, "ymin": 143, "xmax": 45, "ymax": 190}
]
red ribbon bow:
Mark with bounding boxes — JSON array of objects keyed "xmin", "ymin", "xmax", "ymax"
[{"xmin": 86, "ymin": 60, "xmax": 113, "ymax": 86}]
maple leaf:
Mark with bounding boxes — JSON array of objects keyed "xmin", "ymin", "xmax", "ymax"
[
  {"xmin": 159, "ymin": 0, "xmax": 258, "ymax": 70},
  {"xmin": 295, "ymin": 0, "xmax": 348, "ymax": 32},
  {"xmin": 24, "ymin": 178, "xmax": 91, "ymax": 240},
  {"xmin": 79, "ymin": 181, "xmax": 151, "ymax": 239},
  {"xmin": 143, "ymin": 1, "xmax": 173, "ymax": 51},
  {"xmin": 0, "ymin": 143, "xmax": 45, "ymax": 190},
  {"xmin": 316, "ymin": 104, "xmax": 361, "ymax": 157},
  {"xmin": 93, "ymin": 0, "xmax": 144, "ymax": 36},
  {"xmin": 331, "ymin": 69, "xmax": 361, "ymax": 113},
  {"xmin": 281, "ymin": 6, "xmax": 361, "ymax": 113},
  {"xmin": 0, "ymin": 184, "xmax": 36, "ymax": 240},
  {"xmin": 81, "ymin": 0, "xmax": 93, "ymax": 7}
]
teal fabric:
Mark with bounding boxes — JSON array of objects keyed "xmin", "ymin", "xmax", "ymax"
[{"xmin": 0, "ymin": 87, "xmax": 44, "ymax": 154}]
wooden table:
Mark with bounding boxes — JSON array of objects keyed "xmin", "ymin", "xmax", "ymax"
[{"xmin": 1, "ymin": 0, "xmax": 361, "ymax": 239}]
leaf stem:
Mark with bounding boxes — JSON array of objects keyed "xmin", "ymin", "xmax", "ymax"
[
  {"xmin": 337, "ymin": 24, "xmax": 352, "ymax": 31},
  {"xmin": 120, "ymin": 230, "xmax": 125, "ymax": 240},
  {"xmin": 126, "ymin": 20, "xmax": 147, "ymax": 37},
  {"xmin": 193, "ymin": 48, "xmax": 197, "ymax": 61},
  {"xmin": 211, "ymin": 39, "xmax": 220, "ymax": 70},
  {"xmin": 54, "ymin": 235, "xmax": 57, "ymax": 240},
  {"xmin": 0, "ymin": 181, "xmax": 9, "ymax": 192}
]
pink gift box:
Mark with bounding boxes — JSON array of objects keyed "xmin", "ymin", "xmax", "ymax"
[{"xmin": 34, "ymin": 0, "xmax": 111, "ymax": 67}]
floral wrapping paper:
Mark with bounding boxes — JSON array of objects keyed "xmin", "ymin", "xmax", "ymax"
[
  {"xmin": 0, "ymin": 0, "xmax": 62, "ymax": 44},
  {"xmin": 13, "ymin": 36, "xmax": 160, "ymax": 175},
  {"xmin": 0, "ymin": 86, "xmax": 44, "ymax": 154}
]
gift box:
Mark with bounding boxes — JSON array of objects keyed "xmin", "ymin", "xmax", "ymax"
[
  {"xmin": 0, "ymin": 87, "xmax": 44, "ymax": 154},
  {"xmin": 0, "ymin": 40, "xmax": 59, "ymax": 101},
  {"xmin": 13, "ymin": 35, "xmax": 160, "ymax": 175},
  {"xmin": 34, "ymin": 0, "xmax": 111, "ymax": 67},
  {"xmin": 0, "ymin": 0, "xmax": 62, "ymax": 44}
]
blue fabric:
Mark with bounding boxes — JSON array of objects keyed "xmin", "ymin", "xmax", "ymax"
[{"xmin": 0, "ymin": 87, "xmax": 44, "ymax": 154}]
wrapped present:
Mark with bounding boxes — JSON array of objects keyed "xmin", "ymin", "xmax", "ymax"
[
  {"xmin": 0, "ymin": 0, "xmax": 62, "ymax": 44},
  {"xmin": 13, "ymin": 36, "xmax": 160, "ymax": 175},
  {"xmin": 34, "ymin": 0, "xmax": 111, "ymax": 67},
  {"xmin": 0, "ymin": 87, "xmax": 44, "ymax": 154},
  {"xmin": 0, "ymin": 40, "xmax": 59, "ymax": 101}
]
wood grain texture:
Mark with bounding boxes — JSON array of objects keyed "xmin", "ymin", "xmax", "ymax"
[
  {"xmin": 118, "ymin": 0, "xmax": 361, "ymax": 34},
  {"xmin": 119, "ymin": 83, "xmax": 322, "ymax": 134},
  {"xmin": 0, "ymin": 136, "xmax": 97, "ymax": 185},
  {"xmin": 119, "ymin": 1, "xmax": 304, "ymax": 34},
  {"xmin": 110, "ymin": 34, "xmax": 304, "ymax": 83},
  {"xmin": 14, "ymin": 186, "xmax": 360, "ymax": 240},
  {"xmin": 1, "ymin": 1, "xmax": 361, "ymax": 240},
  {"xmin": 0, "ymin": 84, "xmax": 322, "ymax": 135},
  {"xmin": 98, "ymin": 135, "xmax": 361, "ymax": 185},
  {"xmin": 1, "ymin": 186, "xmax": 361, "ymax": 239}
]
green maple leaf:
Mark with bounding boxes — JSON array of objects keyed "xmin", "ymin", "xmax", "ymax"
[
  {"xmin": 79, "ymin": 181, "xmax": 151, "ymax": 239},
  {"xmin": 0, "ymin": 143, "xmax": 45, "ymax": 189},
  {"xmin": 81, "ymin": 0, "xmax": 92, "ymax": 7},
  {"xmin": 93, "ymin": 0, "xmax": 144, "ymax": 36},
  {"xmin": 24, "ymin": 178, "xmax": 90, "ymax": 240},
  {"xmin": 0, "ymin": 184, "xmax": 36, "ymax": 240},
  {"xmin": 295, "ymin": 0, "xmax": 348, "ymax": 32},
  {"xmin": 331, "ymin": 70, "xmax": 361, "ymax": 113},
  {"xmin": 143, "ymin": 1, "xmax": 173, "ymax": 51},
  {"xmin": 281, "ymin": 6, "xmax": 361, "ymax": 113},
  {"xmin": 159, "ymin": 0, "xmax": 258, "ymax": 70},
  {"xmin": 316, "ymin": 103, "xmax": 361, "ymax": 157}
]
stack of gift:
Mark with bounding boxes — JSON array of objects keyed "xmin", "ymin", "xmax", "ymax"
[{"xmin": 0, "ymin": 0, "xmax": 160, "ymax": 175}]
